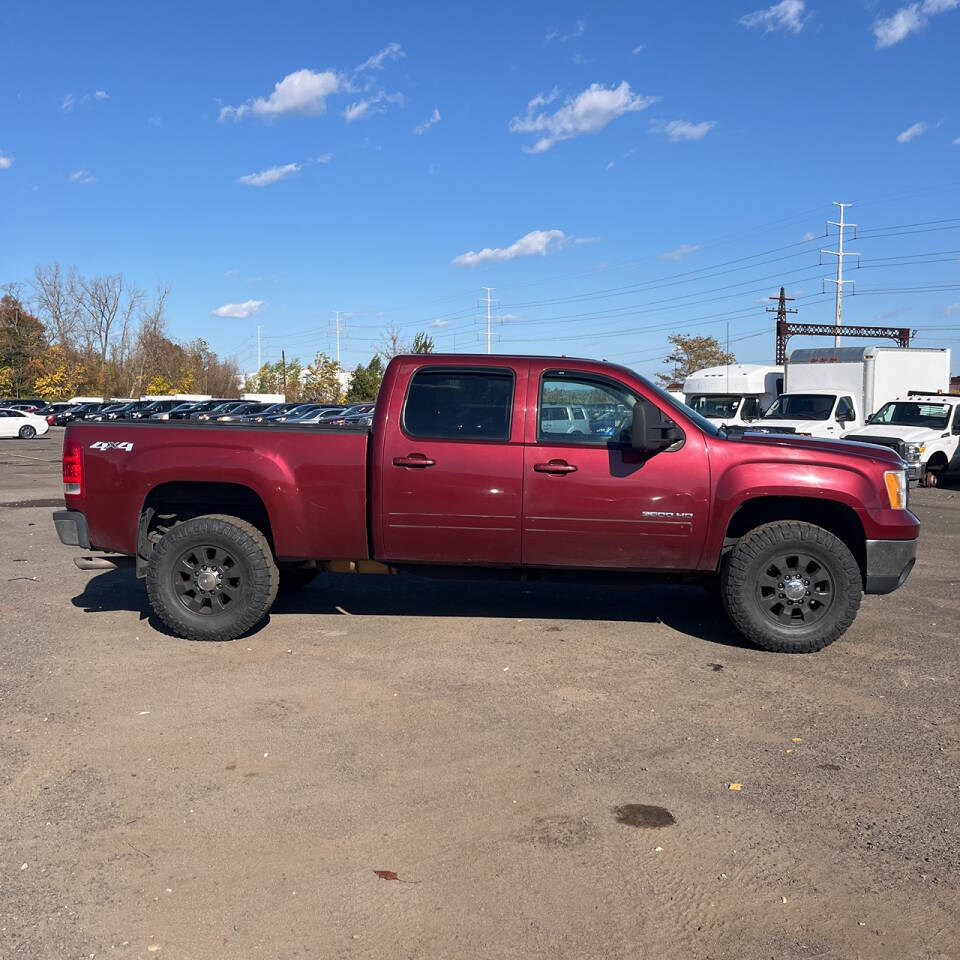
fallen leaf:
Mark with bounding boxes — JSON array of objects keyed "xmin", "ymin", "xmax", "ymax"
[
  {"xmin": 791, "ymin": 737, "xmax": 803, "ymax": 743},
  {"xmin": 374, "ymin": 869, "xmax": 399, "ymax": 881},
  {"xmin": 728, "ymin": 783, "xmax": 743, "ymax": 791}
]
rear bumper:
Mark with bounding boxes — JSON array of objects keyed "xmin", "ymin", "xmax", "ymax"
[
  {"xmin": 864, "ymin": 538, "xmax": 917, "ymax": 595},
  {"xmin": 53, "ymin": 509, "xmax": 91, "ymax": 549}
]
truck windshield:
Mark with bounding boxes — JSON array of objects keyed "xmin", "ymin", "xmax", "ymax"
[
  {"xmin": 763, "ymin": 394, "xmax": 834, "ymax": 421},
  {"xmin": 871, "ymin": 401, "xmax": 950, "ymax": 430},
  {"xmin": 686, "ymin": 394, "xmax": 741, "ymax": 419}
]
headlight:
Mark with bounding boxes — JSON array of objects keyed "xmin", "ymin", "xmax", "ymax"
[
  {"xmin": 903, "ymin": 442, "xmax": 925, "ymax": 462},
  {"xmin": 884, "ymin": 469, "xmax": 908, "ymax": 510}
]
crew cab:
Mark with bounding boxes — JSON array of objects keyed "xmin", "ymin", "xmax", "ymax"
[{"xmin": 53, "ymin": 355, "xmax": 919, "ymax": 653}]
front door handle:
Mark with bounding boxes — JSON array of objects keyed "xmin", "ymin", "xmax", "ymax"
[
  {"xmin": 534, "ymin": 459, "xmax": 578, "ymax": 474},
  {"xmin": 393, "ymin": 454, "xmax": 436, "ymax": 468}
]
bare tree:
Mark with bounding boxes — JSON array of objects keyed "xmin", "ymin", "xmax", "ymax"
[
  {"xmin": 33, "ymin": 263, "xmax": 82, "ymax": 348},
  {"xmin": 128, "ymin": 285, "xmax": 170, "ymax": 397},
  {"xmin": 77, "ymin": 273, "xmax": 143, "ymax": 384},
  {"xmin": 377, "ymin": 323, "xmax": 409, "ymax": 361}
]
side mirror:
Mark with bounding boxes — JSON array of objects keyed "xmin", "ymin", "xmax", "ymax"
[
  {"xmin": 865, "ymin": 413, "xmax": 874, "ymax": 423},
  {"xmin": 631, "ymin": 403, "xmax": 680, "ymax": 451},
  {"xmin": 837, "ymin": 408, "xmax": 855, "ymax": 423}
]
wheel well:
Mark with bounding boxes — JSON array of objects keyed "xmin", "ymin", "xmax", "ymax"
[
  {"xmin": 926, "ymin": 451, "xmax": 949, "ymax": 470},
  {"xmin": 137, "ymin": 482, "xmax": 274, "ymax": 576},
  {"xmin": 723, "ymin": 496, "xmax": 866, "ymax": 582}
]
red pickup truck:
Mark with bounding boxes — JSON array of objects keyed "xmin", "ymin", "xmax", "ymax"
[{"xmin": 53, "ymin": 354, "xmax": 918, "ymax": 653}]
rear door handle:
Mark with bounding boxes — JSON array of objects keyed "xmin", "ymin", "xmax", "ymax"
[
  {"xmin": 393, "ymin": 454, "xmax": 436, "ymax": 468},
  {"xmin": 534, "ymin": 459, "xmax": 578, "ymax": 474}
]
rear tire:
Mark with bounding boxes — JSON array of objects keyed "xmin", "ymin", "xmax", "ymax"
[
  {"xmin": 721, "ymin": 520, "xmax": 861, "ymax": 653},
  {"xmin": 18, "ymin": 425, "xmax": 37, "ymax": 439},
  {"xmin": 146, "ymin": 514, "xmax": 279, "ymax": 641}
]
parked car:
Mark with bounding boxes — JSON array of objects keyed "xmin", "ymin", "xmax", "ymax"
[
  {"xmin": 130, "ymin": 400, "xmax": 181, "ymax": 420},
  {"xmin": 240, "ymin": 403, "xmax": 301, "ymax": 423},
  {"xmin": 85, "ymin": 402, "xmax": 136, "ymax": 421},
  {"xmin": 286, "ymin": 406, "xmax": 348, "ymax": 425},
  {"xmin": 0, "ymin": 407, "xmax": 50, "ymax": 439},
  {"xmin": 263, "ymin": 403, "xmax": 337, "ymax": 424},
  {"xmin": 168, "ymin": 400, "xmax": 225, "ymax": 420},
  {"xmin": 191, "ymin": 401, "xmax": 250, "ymax": 422},
  {"xmin": 323, "ymin": 403, "xmax": 376, "ymax": 426},
  {"xmin": 216, "ymin": 402, "xmax": 278, "ymax": 423},
  {"xmin": 540, "ymin": 403, "xmax": 591, "ymax": 435},
  {"xmin": 54, "ymin": 403, "xmax": 105, "ymax": 426},
  {"xmin": 56, "ymin": 354, "xmax": 918, "ymax": 653}
]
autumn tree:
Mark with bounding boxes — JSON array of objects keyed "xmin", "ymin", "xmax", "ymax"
[
  {"xmin": 656, "ymin": 334, "xmax": 736, "ymax": 386},
  {"xmin": 0, "ymin": 291, "xmax": 47, "ymax": 398},
  {"xmin": 302, "ymin": 352, "xmax": 343, "ymax": 402}
]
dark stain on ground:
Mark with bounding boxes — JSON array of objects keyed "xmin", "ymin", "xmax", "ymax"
[
  {"xmin": 0, "ymin": 498, "xmax": 66, "ymax": 509},
  {"xmin": 818, "ymin": 763, "xmax": 842, "ymax": 771},
  {"xmin": 225, "ymin": 764, "xmax": 236, "ymax": 771},
  {"xmin": 243, "ymin": 772, "xmax": 258, "ymax": 778},
  {"xmin": 709, "ymin": 663, "xmax": 724, "ymax": 672},
  {"xmin": 614, "ymin": 804, "xmax": 676, "ymax": 828}
]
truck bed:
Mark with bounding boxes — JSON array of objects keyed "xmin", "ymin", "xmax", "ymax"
[{"xmin": 64, "ymin": 420, "xmax": 371, "ymax": 560}]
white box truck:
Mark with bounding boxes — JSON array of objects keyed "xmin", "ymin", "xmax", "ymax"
[
  {"xmin": 682, "ymin": 364, "xmax": 783, "ymax": 428},
  {"xmin": 753, "ymin": 346, "xmax": 950, "ymax": 439}
]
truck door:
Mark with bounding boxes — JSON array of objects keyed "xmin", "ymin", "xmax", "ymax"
[
  {"xmin": 377, "ymin": 363, "xmax": 526, "ymax": 565},
  {"xmin": 521, "ymin": 369, "xmax": 710, "ymax": 570}
]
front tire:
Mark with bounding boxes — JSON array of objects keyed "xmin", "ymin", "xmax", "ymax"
[
  {"xmin": 18, "ymin": 425, "xmax": 37, "ymax": 439},
  {"xmin": 146, "ymin": 514, "xmax": 279, "ymax": 641},
  {"xmin": 721, "ymin": 521, "xmax": 862, "ymax": 653}
]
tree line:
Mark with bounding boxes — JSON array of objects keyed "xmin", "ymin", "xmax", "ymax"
[{"xmin": 0, "ymin": 265, "xmax": 437, "ymax": 403}]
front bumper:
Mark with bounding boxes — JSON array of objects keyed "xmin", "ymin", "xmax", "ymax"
[
  {"xmin": 907, "ymin": 462, "xmax": 922, "ymax": 482},
  {"xmin": 53, "ymin": 509, "xmax": 91, "ymax": 549},
  {"xmin": 864, "ymin": 538, "xmax": 917, "ymax": 594}
]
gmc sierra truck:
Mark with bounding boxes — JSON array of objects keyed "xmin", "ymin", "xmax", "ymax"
[{"xmin": 53, "ymin": 354, "xmax": 919, "ymax": 653}]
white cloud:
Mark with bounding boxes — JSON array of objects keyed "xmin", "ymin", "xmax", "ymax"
[
  {"xmin": 874, "ymin": 0, "xmax": 958, "ymax": 47},
  {"xmin": 662, "ymin": 119, "xmax": 716, "ymax": 141},
  {"xmin": 896, "ymin": 120, "xmax": 927, "ymax": 142},
  {"xmin": 660, "ymin": 243, "xmax": 700, "ymax": 261},
  {"xmin": 739, "ymin": 0, "xmax": 807, "ymax": 33},
  {"xmin": 219, "ymin": 69, "xmax": 344, "ymax": 121},
  {"xmin": 606, "ymin": 160, "xmax": 615, "ymax": 170},
  {"xmin": 68, "ymin": 169, "xmax": 96, "ymax": 184},
  {"xmin": 313, "ymin": 152, "xmax": 334, "ymax": 164},
  {"xmin": 943, "ymin": 302, "xmax": 960, "ymax": 317},
  {"xmin": 148, "ymin": 115, "xmax": 162, "ymax": 127},
  {"xmin": 544, "ymin": 19, "xmax": 585, "ymax": 44},
  {"xmin": 632, "ymin": 43, "xmax": 645, "ymax": 53},
  {"xmin": 61, "ymin": 93, "xmax": 76, "ymax": 111},
  {"xmin": 954, "ymin": 137, "xmax": 960, "ymax": 145},
  {"xmin": 355, "ymin": 42, "xmax": 405, "ymax": 72},
  {"xmin": 238, "ymin": 162, "xmax": 301, "ymax": 187},
  {"xmin": 343, "ymin": 90, "xmax": 402, "ymax": 123},
  {"xmin": 452, "ymin": 229, "xmax": 568, "ymax": 268},
  {"xmin": 0, "ymin": 153, "xmax": 12, "ymax": 169},
  {"xmin": 803, "ymin": 230, "xmax": 817, "ymax": 241},
  {"xmin": 94, "ymin": 90, "xmax": 109, "ymax": 100},
  {"xmin": 413, "ymin": 107, "xmax": 441, "ymax": 135},
  {"xmin": 510, "ymin": 81, "xmax": 659, "ymax": 153},
  {"xmin": 212, "ymin": 300, "xmax": 265, "ymax": 319}
]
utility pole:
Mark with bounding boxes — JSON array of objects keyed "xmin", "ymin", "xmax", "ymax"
[
  {"xmin": 767, "ymin": 286, "xmax": 798, "ymax": 361},
  {"xmin": 257, "ymin": 325, "xmax": 262, "ymax": 371},
  {"xmin": 477, "ymin": 288, "xmax": 498, "ymax": 354},
  {"xmin": 820, "ymin": 202, "xmax": 859, "ymax": 348},
  {"xmin": 334, "ymin": 311, "xmax": 341, "ymax": 365}
]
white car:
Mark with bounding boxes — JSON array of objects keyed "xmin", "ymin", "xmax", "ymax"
[
  {"xmin": 0, "ymin": 407, "xmax": 50, "ymax": 439},
  {"xmin": 541, "ymin": 404, "xmax": 590, "ymax": 435}
]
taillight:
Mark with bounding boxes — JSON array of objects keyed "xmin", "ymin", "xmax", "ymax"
[
  {"xmin": 47, "ymin": 415, "xmax": 54, "ymax": 425},
  {"xmin": 62, "ymin": 440, "xmax": 84, "ymax": 496}
]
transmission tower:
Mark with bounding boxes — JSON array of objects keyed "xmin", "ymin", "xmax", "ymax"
[
  {"xmin": 477, "ymin": 287, "xmax": 500, "ymax": 354},
  {"xmin": 767, "ymin": 286, "xmax": 797, "ymax": 360},
  {"xmin": 820, "ymin": 202, "xmax": 860, "ymax": 348}
]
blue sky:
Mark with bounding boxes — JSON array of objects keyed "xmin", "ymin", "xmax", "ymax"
[{"xmin": 2, "ymin": 0, "xmax": 959, "ymax": 377}]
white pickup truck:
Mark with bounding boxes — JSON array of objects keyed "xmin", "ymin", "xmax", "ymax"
[
  {"xmin": 682, "ymin": 364, "xmax": 783, "ymax": 429},
  {"xmin": 848, "ymin": 393, "xmax": 960, "ymax": 486}
]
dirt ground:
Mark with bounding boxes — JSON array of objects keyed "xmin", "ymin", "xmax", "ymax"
[{"xmin": 1, "ymin": 430, "xmax": 958, "ymax": 960}]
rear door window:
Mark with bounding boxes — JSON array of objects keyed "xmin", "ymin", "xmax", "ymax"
[{"xmin": 403, "ymin": 368, "xmax": 514, "ymax": 441}]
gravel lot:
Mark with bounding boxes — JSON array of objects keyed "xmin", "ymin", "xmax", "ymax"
[{"xmin": 1, "ymin": 429, "xmax": 958, "ymax": 959}]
